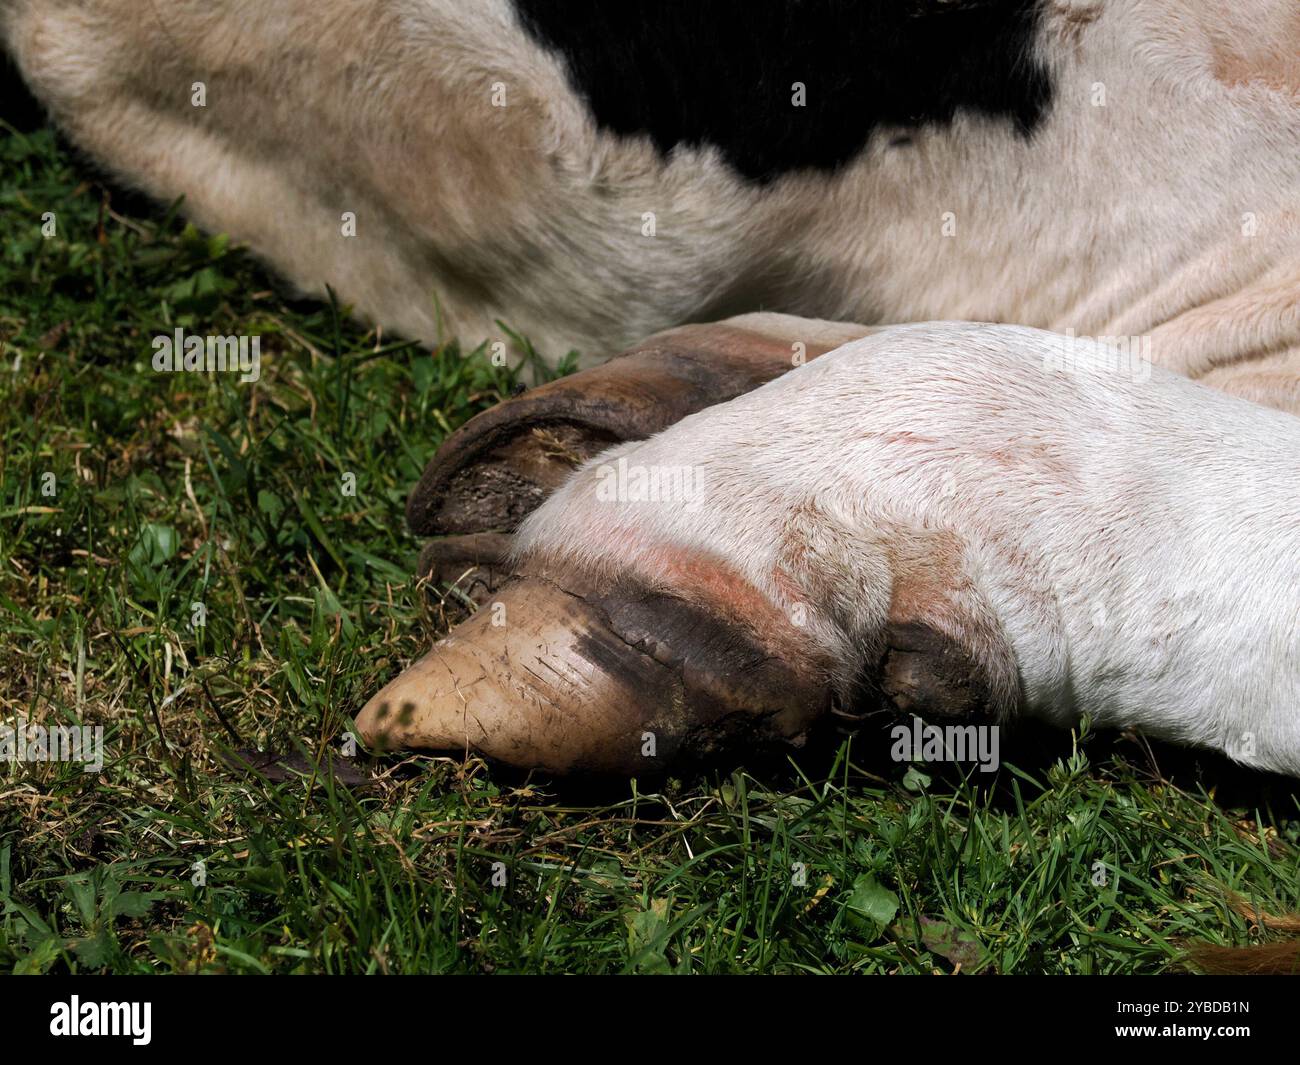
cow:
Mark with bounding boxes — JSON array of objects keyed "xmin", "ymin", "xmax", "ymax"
[{"xmin": 3, "ymin": 0, "xmax": 1297, "ymax": 784}]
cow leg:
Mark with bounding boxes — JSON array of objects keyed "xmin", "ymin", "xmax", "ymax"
[
  {"xmin": 357, "ymin": 321, "xmax": 1300, "ymax": 775},
  {"xmin": 416, "ymin": 314, "xmax": 874, "ymax": 601}
]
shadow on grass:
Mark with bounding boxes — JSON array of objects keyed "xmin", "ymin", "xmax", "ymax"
[{"xmin": 345, "ymin": 712, "xmax": 1300, "ymax": 822}]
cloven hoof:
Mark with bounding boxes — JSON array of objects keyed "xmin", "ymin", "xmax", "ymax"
[{"xmin": 355, "ymin": 571, "xmax": 834, "ymax": 774}]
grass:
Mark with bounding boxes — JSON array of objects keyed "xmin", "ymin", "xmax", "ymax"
[{"xmin": 2, "ymin": 115, "xmax": 1299, "ymax": 976}]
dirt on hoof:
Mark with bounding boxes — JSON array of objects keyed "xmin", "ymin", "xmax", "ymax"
[
  {"xmin": 878, "ymin": 621, "xmax": 1001, "ymax": 723},
  {"xmin": 354, "ymin": 572, "xmax": 835, "ymax": 774}
]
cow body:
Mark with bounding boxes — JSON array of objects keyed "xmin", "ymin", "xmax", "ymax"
[
  {"xmin": 4, "ymin": 1, "xmax": 1297, "ymax": 393},
  {"xmin": 4, "ymin": 0, "xmax": 1300, "ymax": 773}
]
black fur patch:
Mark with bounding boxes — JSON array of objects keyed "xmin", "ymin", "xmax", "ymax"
[{"xmin": 514, "ymin": 0, "xmax": 1053, "ymax": 182}]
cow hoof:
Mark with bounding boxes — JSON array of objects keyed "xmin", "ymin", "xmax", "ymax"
[
  {"xmin": 417, "ymin": 532, "xmax": 514, "ymax": 605},
  {"xmin": 408, "ymin": 321, "xmax": 826, "ymax": 538},
  {"xmin": 354, "ymin": 570, "xmax": 835, "ymax": 774},
  {"xmin": 409, "ymin": 318, "xmax": 872, "ymax": 596}
]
